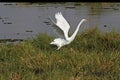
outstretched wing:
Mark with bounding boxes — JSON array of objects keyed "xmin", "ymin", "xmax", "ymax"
[
  {"xmin": 55, "ymin": 12, "xmax": 70, "ymax": 40},
  {"xmin": 48, "ymin": 16, "xmax": 65, "ymax": 39}
]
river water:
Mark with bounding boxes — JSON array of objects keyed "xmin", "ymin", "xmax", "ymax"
[{"xmin": 0, "ymin": 2, "xmax": 120, "ymax": 40}]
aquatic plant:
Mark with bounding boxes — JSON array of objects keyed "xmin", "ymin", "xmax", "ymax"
[{"xmin": 0, "ymin": 27, "xmax": 119, "ymax": 80}]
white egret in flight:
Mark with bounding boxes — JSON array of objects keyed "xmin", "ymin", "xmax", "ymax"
[{"xmin": 49, "ymin": 12, "xmax": 87, "ymax": 50}]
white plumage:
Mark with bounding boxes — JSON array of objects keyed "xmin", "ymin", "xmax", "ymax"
[{"xmin": 49, "ymin": 12, "xmax": 87, "ymax": 50}]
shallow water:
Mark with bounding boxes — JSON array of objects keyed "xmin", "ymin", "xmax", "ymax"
[{"xmin": 0, "ymin": 2, "xmax": 120, "ymax": 40}]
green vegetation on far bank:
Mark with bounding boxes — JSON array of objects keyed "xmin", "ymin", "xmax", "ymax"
[{"xmin": 0, "ymin": 27, "xmax": 120, "ymax": 80}]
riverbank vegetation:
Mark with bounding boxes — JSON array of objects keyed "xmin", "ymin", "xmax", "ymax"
[{"xmin": 0, "ymin": 27, "xmax": 120, "ymax": 80}]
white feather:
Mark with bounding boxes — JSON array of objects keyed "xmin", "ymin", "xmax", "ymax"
[{"xmin": 49, "ymin": 12, "xmax": 87, "ymax": 50}]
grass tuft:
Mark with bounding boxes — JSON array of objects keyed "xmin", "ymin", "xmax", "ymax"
[{"xmin": 0, "ymin": 27, "xmax": 120, "ymax": 80}]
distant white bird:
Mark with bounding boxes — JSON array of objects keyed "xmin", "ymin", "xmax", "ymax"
[{"xmin": 49, "ymin": 12, "xmax": 87, "ymax": 50}]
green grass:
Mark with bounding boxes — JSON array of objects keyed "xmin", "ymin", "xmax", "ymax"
[{"xmin": 0, "ymin": 27, "xmax": 120, "ymax": 80}]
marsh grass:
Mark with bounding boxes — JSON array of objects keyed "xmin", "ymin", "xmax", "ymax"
[{"xmin": 0, "ymin": 27, "xmax": 120, "ymax": 80}]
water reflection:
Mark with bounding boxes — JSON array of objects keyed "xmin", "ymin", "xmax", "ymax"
[
  {"xmin": 0, "ymin": 2, "xmax": 120, "ymax": 42},
  {"xmin": 87, "ymin": 3, "xmax": 103, "ymax": 15}
]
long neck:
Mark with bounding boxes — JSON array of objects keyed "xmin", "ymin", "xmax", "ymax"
[{"xmin": 69, "ymin": 19, "xmax": 85, "ymax": 41}]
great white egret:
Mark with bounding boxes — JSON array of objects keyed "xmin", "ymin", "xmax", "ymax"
[{"xmin": 49, "ymin": 12, "xmax": 87, "ymax": 50}]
